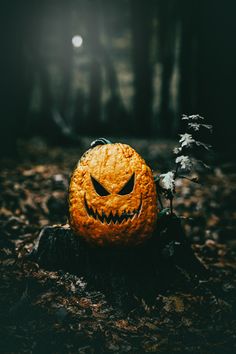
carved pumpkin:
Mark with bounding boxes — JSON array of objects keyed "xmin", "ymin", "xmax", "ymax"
[{"xmin": 69, "ymin": 140, "xmax": 158, "ymax": 246}]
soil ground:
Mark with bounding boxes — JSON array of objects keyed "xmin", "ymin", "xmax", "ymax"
[{"xmin": 0, "ymin": 138, "xmax": 235, "ymax": 353}]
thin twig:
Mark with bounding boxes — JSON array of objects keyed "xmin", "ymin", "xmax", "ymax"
[
  {"xmin": 157, "ymin": 192, "xmax": 164, "ymax": 210},
  {"xmin": 170, "ymin": 197, "xmax": 173, "ymax": 215},
  {"xmin": 178, "ymin": 175, "xmax": 201, "ymax": 184}
]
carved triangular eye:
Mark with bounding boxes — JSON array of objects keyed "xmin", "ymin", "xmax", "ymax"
[
  {"xmin": 91, "ymin": 175, "xmax": 110, "ymax": 196},
  {"xmin": 118, "ymin": 173, "xmax": 135, "ymax": 195}
]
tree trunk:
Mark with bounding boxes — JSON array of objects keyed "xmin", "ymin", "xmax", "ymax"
[
  {"xmin": 86, "ymin": 0, "xmax": 103, "ymax": 134},
  {"xmin": 178, "ymin": 0, "xmax": 199, "ymax": 131},
  {"xmin": 130, "ymin": 0, "xmax": 154, "ymax": 137},
  {"xmin": 158, "ymin": 0, "xmax": 178, "ymax": 137},
  {"xmin": 196, "ymin": 0, "xmax": 236, "ymax": 156},
  {"xmin": 0, "ymin": 1, "xmax": 33, "ymax": 157}
]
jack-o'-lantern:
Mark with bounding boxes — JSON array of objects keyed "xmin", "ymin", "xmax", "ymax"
[{"xmin": 69, "ymin": 139, "xmax": 158, "ymax": 246}]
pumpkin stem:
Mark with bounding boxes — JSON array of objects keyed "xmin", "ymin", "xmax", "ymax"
[{"xmin": 90, "ymin": 138, "xmax": 112, "ymax": 148}]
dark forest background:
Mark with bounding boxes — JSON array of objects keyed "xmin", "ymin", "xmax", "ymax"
[
  {"xmin": 1, "ymin": 0, "xmax": 236, "ymax": 158},
  {"xmin": 0, "ymin": 2, "xmax": 236, "ymax": 352}
]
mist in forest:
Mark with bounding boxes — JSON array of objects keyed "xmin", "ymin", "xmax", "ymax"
[{"xmin": 1, "ymin": 0, "xmax": 236, "ymax": 158}]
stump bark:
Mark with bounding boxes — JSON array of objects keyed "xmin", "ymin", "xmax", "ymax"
[{"xmin": 30, "ymin": 214, "xmax": 207, "ymax": 304}]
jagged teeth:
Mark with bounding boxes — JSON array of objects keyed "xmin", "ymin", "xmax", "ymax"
[
  {"xmin": 84, "ymin": 194, "xmax": 142, "ymax": 224},
  {"xmin": 106, "ymin": 211, "xmax": 113, "ymax": 224}
]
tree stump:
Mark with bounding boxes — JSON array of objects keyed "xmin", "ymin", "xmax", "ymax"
[{"xmin": 31, "ymin": 214, "xmax": 207, "ymax": 305}]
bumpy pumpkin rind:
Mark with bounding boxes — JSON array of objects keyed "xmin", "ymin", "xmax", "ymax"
[{"xmin": 69, "ymin": 143, "xmax": 158, "ymax": 246}]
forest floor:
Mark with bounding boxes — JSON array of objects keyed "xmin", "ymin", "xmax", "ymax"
[{"xmin": 0, "ymin": 137, "xmax": 236, "ymax": 354}]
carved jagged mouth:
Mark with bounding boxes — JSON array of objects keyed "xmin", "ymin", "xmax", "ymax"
[{"xmin": 84, "ymin": 194, "xmax": 142, "ymax": 224}]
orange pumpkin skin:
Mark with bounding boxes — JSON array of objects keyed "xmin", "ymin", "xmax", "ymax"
[{"xmin": 69, "ymin": 143, "xmax": 158, "ymax": 246}]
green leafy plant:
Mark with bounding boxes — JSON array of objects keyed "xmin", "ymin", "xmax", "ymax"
[{"xmin": 156, "ymin": 114, "xmax": 213, "ymax": 214}]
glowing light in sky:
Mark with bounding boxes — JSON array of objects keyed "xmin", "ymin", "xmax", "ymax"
[{"xmin": 72, "ymin": 35, "xmax": 83, "ymax": 48}]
